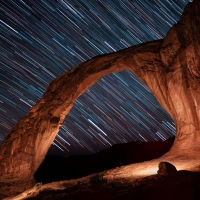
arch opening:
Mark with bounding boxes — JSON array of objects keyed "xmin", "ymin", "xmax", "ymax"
[{"xmin": 48, "ymin": 70, "xmax": 176, "ymax": 156}]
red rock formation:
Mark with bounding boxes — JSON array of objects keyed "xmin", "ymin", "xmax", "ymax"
[{"xmin": 0, "ymin": 0, "xmax": 199, "ymax": 195}]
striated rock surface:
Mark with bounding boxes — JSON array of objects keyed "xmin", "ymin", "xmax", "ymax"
[{"xmin": 0, "ymin": 0, "xmax": 199, "ymax": 196}]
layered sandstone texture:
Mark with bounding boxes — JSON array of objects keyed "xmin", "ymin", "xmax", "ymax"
[{"xmin": 0, "ymin": 0, "xmax": 199, "ymax": 195}]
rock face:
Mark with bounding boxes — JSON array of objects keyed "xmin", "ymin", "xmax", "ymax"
[
  {"xmin": 0, "ymin": 0, "xmax": 199, "ymax": 195},
  {"xmin": 157, "ymin": 162, "xmax": 177, "ymax": 176}
]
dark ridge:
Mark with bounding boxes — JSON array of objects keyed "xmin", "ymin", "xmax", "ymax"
[{"xmin": 34, "ymin": 136, "xmax": 175, "ymax": 183}]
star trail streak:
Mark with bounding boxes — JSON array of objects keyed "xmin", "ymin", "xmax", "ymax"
[{"xmin": 0, "ymin": 0, "xmax": 191, "ymax": 155}]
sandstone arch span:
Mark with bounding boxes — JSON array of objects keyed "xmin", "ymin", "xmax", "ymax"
[{"xmin": 0, "ymin": 0, "xmax": 199, "ymax": 193}]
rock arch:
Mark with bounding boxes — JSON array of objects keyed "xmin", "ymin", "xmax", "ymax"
[{"xmin": 0, "ymin": 0, "xmax": 199, "ymax": 193}]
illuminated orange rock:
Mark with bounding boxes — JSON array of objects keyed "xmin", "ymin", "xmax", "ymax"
[{"xmin": 0, "ymin": 0, "xmax": 199, "ymax": 196}]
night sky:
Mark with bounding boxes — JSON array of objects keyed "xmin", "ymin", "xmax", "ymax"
[{"xmin": 0, "ymin": 0, "xmax": 191, "ymax": 155}]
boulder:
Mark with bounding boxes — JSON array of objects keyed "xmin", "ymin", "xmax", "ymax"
[{"xmin": 157, "ymin": 162, "xmax": 177, "ymax": 176}]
